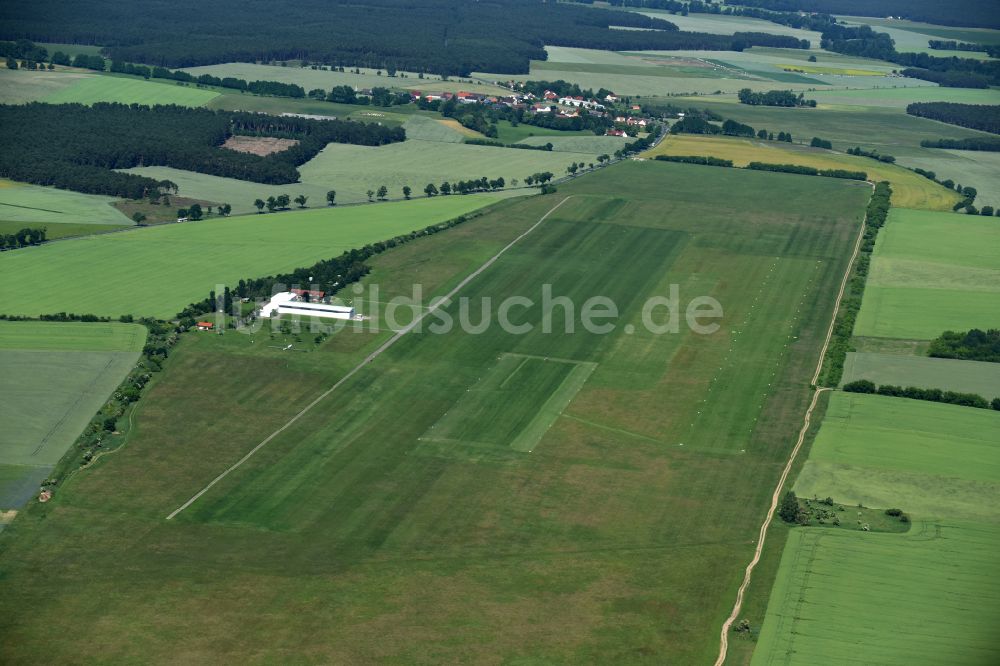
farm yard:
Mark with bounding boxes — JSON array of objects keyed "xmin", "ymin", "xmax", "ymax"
[
  {"xmin": 753, "ymin": 392, "xmax": 1000, "ymax": 666},
  {"xmin": 0, "ymin": 162, "xmax": 870, "ymax": 662},
  {"xmin": 854, "ymin": 208, "xmax": 1000, "ymax": 339},
  {"xmin": 0, "ymin": 321, "xmax": 146, "ymax": 521}
]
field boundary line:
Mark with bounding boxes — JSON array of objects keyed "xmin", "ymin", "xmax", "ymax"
[
  {"xmin": 166, "ymin": 195, "xmax": 572, "ymax": 520},
  {"xmin": 715, "ymin": 187, "xmax": 871, "ymax": 666}
]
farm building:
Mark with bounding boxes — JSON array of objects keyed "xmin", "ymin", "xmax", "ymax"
[
  {"xmin": 196, "ymin": 321, "xmax": 214, "ymax": 330},
  {"xmin": 260, "ymin": 292, "xmax": 355, "ymax": 320}
]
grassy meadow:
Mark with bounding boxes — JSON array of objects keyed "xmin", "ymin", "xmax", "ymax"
[
  {"xmin": 752, "ymin": 392, "xmax": 1000, "ymax": 665},
  {"xmin": 644, "ymin": 134, "xmax": 961, "ymax": 210},
  {"xmin": 0, "ymin": 195, "xmax": 499, "ymax": 318},
  {"xmin": 0, "ymin": 219, "xmax": 128, "ymax": 240},
  {"xmin": 0, "ymin": 178, "xmax": 133, "ymax": 227},
  {"xmin": 842, "ymin": 352, "xmax": 1000, "ymax": 399},
  {"xmin": 0, "ymin": 161, "xmax": 869, "ymax": 663},
  {"xmin": 0, "ymin": 68, "xmax": 91, "ymax": 104},
  {"xmin": 125, "ymin": 138, "xmax": 597, "ymax": 212},
  {"xmin": 44, "ymin": 75, "xmax": 220, "ymax": 106},
  {"xmin": 0, "ymin": 321, "xmax": 146, "ymax": 513},
  {"xmin": 855, "ymin": 208, "xmax": 1000, "ymax": 339}
]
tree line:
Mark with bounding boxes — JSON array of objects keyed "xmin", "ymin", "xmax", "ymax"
[
  {"xmin": 0, "ymin": 227, "xmax": 47, "ymax": 250},
  {"xmin": 738, "ymin": 88, "xmax": 816, "ymax": 107},
  {"xmin": 746, "ymin": 162, "xmax": 866, "ymax": 180},
  {"xmin": 929, "ymin": 329, "xmax": 1000, "ymax": 363},
  {"xmin": 724, "ymin": 0, "xmax": 998, "ymax": 30},
  {"xmin": 0, "ymin": 0, "xmax": 806, "ymax": 77},
  {"xmin": 0, "ymin": 102, "xmax": 404, "ymax": 199},
  {"xmin": 817, "ymin": 181, "xmax": 892, "ymax": 386},
  {"xmin": 843, "ymin": 379, "xmax": 999, "ymax": 411},
  {"xmin": 920, "ymin": 137, "xmax": 1000, "ymax": 151},
  {"xmin": 111, "ymin": 61, "xmax": 307, "ymax": 98},
  {"xmin": 670, "ymin": 114, "xmax": 795, "ymax": 144},
  {"xmin": 607, "ymin": 0, "xmax": 834, "ymax": 34},
  {"xmin": 906, "ymin": 102, "xmax": 1000, "ymax": 135},
  {"xmin": 929, "ymin": 40, "xmax": 1000, "ymax": 58}
]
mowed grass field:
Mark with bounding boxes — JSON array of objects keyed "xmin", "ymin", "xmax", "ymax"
[
  {"xmin": 843, "ymin": 352, "xmax": 1000, "ymax": 399},
  {"xmin": 0, "ymin": 178, "xmax": 132, "ymax": 226},
  {"xmin": 644, "ymin": 134, "xmax": 961, "ymax": 210},
  {"xmin": 44, "ymin": 74, "xmax": 220, "ymax": 106},
  {"xmin": 0, "ymin": 195, "xmax": 498, "ymax": 319},
  {"xmin": 0, "ymin": 162, "xmax": 869, "ymax": 663},
  {"xmin": 855, "ymin": 208, "xmax": 1000, "ymax": 339},
  {"xmin": 752, "ymin": 393, "xmax": 1000, "ymax": 665},
  {"xmin": 0, "ymin": 321, "xmax": 146, "ymax": 512},
  {"xmin": 125, "ymin": 138, "xmax": 597, "ymax": 212}
]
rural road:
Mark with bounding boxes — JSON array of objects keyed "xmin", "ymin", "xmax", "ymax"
[
  {"xmin": 713, "ymin": 183, "xmax": 872, "ymax": 666},
  {"xmin": 166, "ymin": 194, "xmax": 573, "ymax": 520}
]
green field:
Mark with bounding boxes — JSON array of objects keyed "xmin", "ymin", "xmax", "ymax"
[
  {"xmin": 0, "ymin": 321, "xmax": 146, "ymax": 512},
  {"xmin": 659, "ymin": 92, "xmax": 1000, "ymax": 206},
  {"xmin": 44, "ymin": 75, "xmax": 220, "ymax": 106},
  {"xmin": 753, "ymin": 392, "xmax": 1000, "ymax": 665},
  {"xmin": 124, "ymin": 138, "xmax": 594, "ymax": 212},
  {"xmin": 843, "ymin": 352, "xmax": 1000, "ymax": 399},
  {"xmin": 809, "ymin": 85, "xmax": 1000, "ymax": 109},
  {"xmin": 0, "ymin": 161, "xmax": 869, "ymax": 663},
  {"xmin": 0, "ymin": 179, "xmax": 132, "ymax": 226},
  {"xmin": 855, "ymin": 208, "xmax": 1000, "ymax": 339},
  {"xmin": 645, "ymin": 134, "xmax": 961, "ymax": 211},
  {"xmin": 0, "ymin": 195, "xmax": 499, "ymax": 318},
  {"xmin": 517, "ymin": 134, "xmax": 629, "ymax": 154},
  {"xmin": 0, "ymin": 219, "xmax": 128, "ymax": 240},
  {"xmin": 0, "ymin": 68, "xmax": 92, "ymax": 104}
]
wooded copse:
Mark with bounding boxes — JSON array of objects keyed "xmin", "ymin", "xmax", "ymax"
[
  {"xmin": 906, "ymin": 102, "xmax": 1000, "ymax": 135},
  {"xmin": 0, "ymin": 103, "xmax": 404, "ymax": 199}
]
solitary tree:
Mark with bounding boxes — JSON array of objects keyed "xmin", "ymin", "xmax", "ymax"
[
  {"xmin": 254, "ymin": 199, "xmax": 265, "ymax": 213},
  {"xmin": 294, "ymin": 194, "xmax": 309, "ymax": 208},
  {"xmin": 778, "ymin": 491, "xmax": 799, "ymax": 523},
  {"xmin": 326, "ymin": 190, "xmax": 337, "ymax": 206},
  {"xmin": 402, "ymin": 185, "xmax": 412, "ymax": 199},
  {"xmin": 132, "ymin": 212, "xmax": 147, "ymax": 225},
  {"xmin": 220, "ymin": 203, "xmax": 232, "ymax": 216},
  {"xmin": 377, "ymin": 185, "xmax": 388, "ymax": 200},
  {"xmin": 366, "ymin": 189, "xmax": 375, "ymax": 202},
  {"xmin": 424, "ymin": 183, "xmax": 438, "ymax": 197}
]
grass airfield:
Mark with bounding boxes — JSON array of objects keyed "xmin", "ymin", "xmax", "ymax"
[{"xmin": 0, "ymin": 161, "xmax": 869, "ymax": 662}]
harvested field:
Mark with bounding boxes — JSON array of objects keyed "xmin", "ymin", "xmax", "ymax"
[{"xmin": 221, "ymin": 135, "xmax": 300, "ymax": 156}]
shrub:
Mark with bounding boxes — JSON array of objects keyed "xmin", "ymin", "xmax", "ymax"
[{"xmin": 843, "ymin": 379, "xmax": 877, "ymax": 393}]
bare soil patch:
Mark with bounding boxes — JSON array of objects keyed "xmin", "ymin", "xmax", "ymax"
[{"xmin": 221, "ymin": 135, "xmax": 300, "ymax": 156}]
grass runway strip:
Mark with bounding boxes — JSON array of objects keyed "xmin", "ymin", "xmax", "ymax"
[{"xmin": 165, "ymin": 196, "xmax": 572, "ymax": 519}]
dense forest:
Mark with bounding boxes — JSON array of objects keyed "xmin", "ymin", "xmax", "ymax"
[
  {"xmin": 906, "ymin": 102, "xmax": 1000, "ymax": 135},
  {"xmin": 724, "ymin": 0, "xmax": 1000, "ymax": 29},
  {"xmin": 0, "ymin": 0, "xmax": 806, "ymax": 75},
  {"xmin": 0, "ymin": 103, "xmax": 404, "ymax": 199}
]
